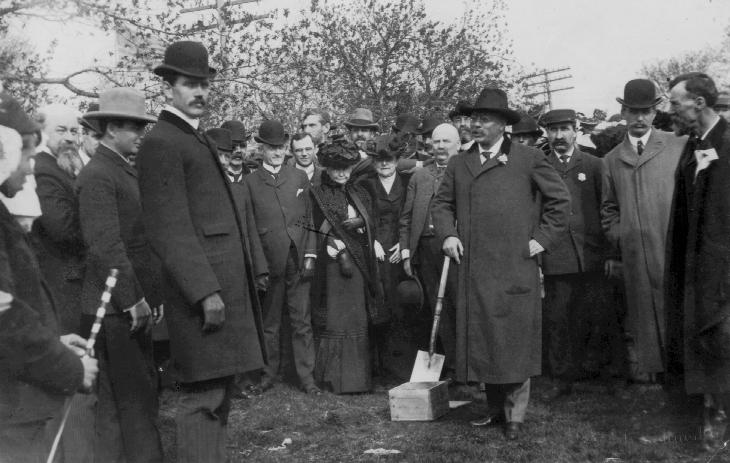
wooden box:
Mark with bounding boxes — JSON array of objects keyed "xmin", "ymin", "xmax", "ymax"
[{"xmin": 388, "ymin": 381, "xmax": 449, "ymax": 421}]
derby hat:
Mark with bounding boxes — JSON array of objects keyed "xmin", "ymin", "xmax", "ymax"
[
  {"xmin": 616, "ymin": 79, "xmax": 662, "ymax": 109},
  {"xmin": 393, "ymin": 114, "xmax": 419, "ymax": 134},
  {"xmin": 448, "ymin": 100, "xmax": 473, "ymax": 119},
  {"xmin": 468, "ymin": 88, "xmax": 521, "ymax": 125},
  {"xmin": 221, "ymin": 120, "xmax": 250, "ymax": 142},
  {"xmin": 318, "ymin": 138, "xmax": 360, "ymax": 169},
  {"xmin": 397, "ymin": 277, "xmax": 424, "ymax": 308},
  {"xmin": 80, "ymin": 103, "xmax": 102, "ymax": 135},
  {"xmin": 154, "ymin": 41, "xmax": 216, "ymax": 79},
  {"xmin": 371, "ymin": 133, "xmax": 408, "ymax": 160},
  {"xmin": 417, "ymin": 115, "xmax": 442, "ymax": 136},
  {"xmin": 541, "ymin": 109, "xmax": 577, "ymax": 127},
  {"xmin": 0, "ymin": 90, "xmax": 40, "ymax": 134},
  {"xmin": 511, "ymin": 113, "xmax": 542, "ymax": 135},
  {"xmin": 206, "ymin": 128, "xmax": 233, "ymax": 152},
  {"xmin": 83, "ymin": 87, "xmax": 156, "ymax": 124},
  {"xmin": 254, "ymin": 120, "xmax": 289, "ymax": 146},
  {"xmin": 343, "ymin": 108, "xmax": 379, "ymax": 130}
]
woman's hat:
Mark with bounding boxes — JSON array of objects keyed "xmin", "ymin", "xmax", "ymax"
[{"xmin": 319, "ymin": 138, "xmax": 361, "ymax": 169}]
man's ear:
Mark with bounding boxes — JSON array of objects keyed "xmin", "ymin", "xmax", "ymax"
[
  {"xmin": 161, "ymin": 81, "xmax": 173, "ymax": 101},
  {"xmin": 323, "ymin": 122, "xmax": 331, "ymax": 133},
  {"xmin": 695, "ymin": 95, "xmax": 708, "ymax": 110}
]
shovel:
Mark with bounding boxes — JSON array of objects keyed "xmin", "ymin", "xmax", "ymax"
[{"xmin": 410, "ymin": 256, "xmax": 450, "ymax": 382}]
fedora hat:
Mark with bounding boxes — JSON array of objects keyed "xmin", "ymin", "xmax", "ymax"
[
  {"xmin": 397, "ymin": 277, "xmax": 424, "ymax": 308},
  {"xmin": 511, "ymin": 113, "xmax": 542, "ymax": 136},
  {"xmin": 154, "ymin": 41, "xmax": 216, "ymax": 79},
  {"xmin": 80, "ymin": 103, "xmax": 102, "ymax": 135},
  {"xmin": 343, "ymin": 108, "xmax": 379, "ymax": 130},
  {"xmin": 221, "ymin": 120, "xmax": 250, "ymax": 143},
  {"xmin": 205, "ymin": 128, "xmax": 233, "ymax": 152},
  {"xmin": 254, "ymin": 120, "xmax": 289, "ymax": 146},
  {"xmin": 392, "ymin": 114, "xmax": 419, "ymax": 134},
  {"xmin": 469, "ymin": 87, "xmax": 521, "ymax": 125},
  {"xmin": 83, "ymin": 87, "xmax": 156, "ymax": 124},
  {"xmin": 448, "ymin": 100, "xmax": 472, "ymax": 119},
  {"xmin": 541, "ymin": 109, "xmax": 577, "ymax": 127},
  {"xmin": 616, "ymin": 79, "xmax": 662, "ymax": 109},
  {"xmin": 417, "ymin": 115, "xmax": 442, "ymax": 136}
]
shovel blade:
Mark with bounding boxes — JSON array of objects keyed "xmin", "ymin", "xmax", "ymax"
[{"xmin": 410, "ymin": 350, "xmax": 445, "ymax": 382}]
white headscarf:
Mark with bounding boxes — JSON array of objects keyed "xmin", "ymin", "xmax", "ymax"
[{"xmin": 0, "ymin": 125, "xmax": 22, "ymax": 186}]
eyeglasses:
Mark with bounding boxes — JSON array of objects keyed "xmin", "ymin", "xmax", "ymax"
[{"xmin": 55, "ymin": 126, "xmax": 79, "ymax": 136}]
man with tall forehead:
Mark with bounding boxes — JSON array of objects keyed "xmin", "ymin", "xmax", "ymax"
[
  {"xmin": 137, "ymin": 41, "xmax": 265, "ymax": 462},
  {"xmin": 300, "ymin": 109, "xmax": 331, "ymax": 146},
  {"xmin": 290, "ymin": 132, "xmax": 323, "ymax": 186},
  {"xmin": 666, "ymin": 72, "xmax": 730, "ymax": 450},
  {"xmin": 399, "ymin": 123, "xmax": 460, "ymax": 368},
  {"xmin": 432, "ymin": 87, "xmax": 569, "ymax": 440},
  {"xmin": 601, "ymin": 79, "xmax": 685, "ymax": 384}
]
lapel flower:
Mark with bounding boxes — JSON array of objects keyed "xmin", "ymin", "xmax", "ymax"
[
  {"xmin": 497, "ymin": 154, "xmax": 508, "ymax": 165},
  {"xmin": 577, "ymin": 172, "xmax": 586, "ymax": 182}
]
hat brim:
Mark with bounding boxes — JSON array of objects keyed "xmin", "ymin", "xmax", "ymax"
[
  {"xmin": 80, "ymin": 117, "xmax": 102, "ymax": 134},
  {"xmin": 615, "ymin": 97, "xmax": 662, "ymax": 109},
  {"xmin": 253, "ymin": 134, "xmax": 289, "ymax": 146},
  {"xmin": 511, "ymin": 129, "xmax": 543, "ymax": 136},
  {"xmin": 154, "ymin": 64, "xmax": 217, "ymax": 79},
  {"xmin": 344, "ymin": 120, "xmax": 379, "ymax": 129},
  {"xmin": 83, "ymin": 111, "xmax": 157, "ymax": 123},
  {"xmin": 467, "ymin": 107, "xmax": 521, "ymax": 125}
]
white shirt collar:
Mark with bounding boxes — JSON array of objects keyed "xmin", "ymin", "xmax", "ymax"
[
  {"xmin": 296, "ymin": 162, "xmax": 315, "ymax": 178},
  {"xmin": 379, "ymin": 173, "xmax": 396, "ymax": 193},
  {"xmin": 78, "ymin": 148, "xmax": 91, "ymax": 166},
  {"xmin": 700, "ymin": 116, "xmax": 721, "ymax": 141},
  {"xmin": 627, "ymin": 129, "xmax": 651, "ymax": 150},
  {"xmin": 164, "ymin": 104, "xmax": 199, "ymax": 130},
  {"xmin": 554, "ymin": 145, "xmax": 575, "ymax": 160},
  {"xmin": 101, "ymin": 141, "xmax": 131, "ymax": 164},
  {"xmin": 478, "ymin": 136, "xmax": 504, "ymax": 159},
  {"xmin": 262, "ymin": 162, "xmax": 282, "ymax": 175}
]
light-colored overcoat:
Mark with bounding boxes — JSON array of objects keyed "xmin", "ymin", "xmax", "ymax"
[
  {"xmin": 431, "ymin": 135, "xmax": 570, "ymax": 383},
  {"xmin": 601, "ymin": 129, "xmax": 685, "ymax": 373}
]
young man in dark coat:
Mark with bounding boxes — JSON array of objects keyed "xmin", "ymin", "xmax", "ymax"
[
  {"xmin": 241, "ymin": 120, "xmax": 319, "ymax": 394},
  {"xmin": 432, "ymin": 87, "xmax": 570, "ymax": 440},
  {"xmin": 76, "ymin": 87, "xmax": 163, "ymax": 462},
  {"xmin": 665, "ymin": 72, "xmax": 730, "ymax": 450},
  {"xmin": 539, "ymin": 109, "xmax": 612, "ymax": 399},
  {"xmin": 136, "ymin": 41, "xmax": 266, "ymax": 462}
]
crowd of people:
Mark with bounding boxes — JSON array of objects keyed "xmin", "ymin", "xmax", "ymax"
[{"xmin": 2, "ymin": 38, "xmax": 730, "ymax": 462}]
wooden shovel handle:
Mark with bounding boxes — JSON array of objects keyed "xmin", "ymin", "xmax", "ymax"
[{"xmin": 429, "ymin": 256, "xmax": 451, "ymax": 357}]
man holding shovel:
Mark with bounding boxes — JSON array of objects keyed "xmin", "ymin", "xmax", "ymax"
[{"xmin": 432, "ymin": 87, "xmax": 570, "ymax": 440}]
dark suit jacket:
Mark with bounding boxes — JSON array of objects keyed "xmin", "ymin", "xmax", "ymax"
[
  {"xmin": 30, "ymin": 151, "xmax": 85, "ymax": 333},
  {"xmin": 76, "ymin": 144, "xmax": 162, "ymax": 315},
  {"xmin": 399, "ymin": 163, "xmax": 445, "ymax": 260},
  {"xmin": 0, "ymin": 202, "xmax": 82, "ymax": 423},
  {"xmin": 137, "ymin": 110, "xmax": 265, "ymax": 383},
  {"xmin": 542, "ymin": 148, "xmax": 608, "ymax": 275},
  {"xmin": 357, "ymin": 171, "xmax": 409, "ymax": 249},
  {"xmin": 241, "ymin": 166, "xmax": 316, "ymax": 278}
]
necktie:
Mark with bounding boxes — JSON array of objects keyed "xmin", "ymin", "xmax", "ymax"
[
  {"xmin": 228, "ymin": 171, "xmax": 241, "ymax": 183},
  {"xmin": 481, "ymin": 152, "xmax": 491, "ymax": 165},
  {"xmin": 636, "ymin": 140, "xmax": 644, "ymax": 156},
  {"xmin": 559, "ymin": 154, "xmax": 569, "ymax": 164}
]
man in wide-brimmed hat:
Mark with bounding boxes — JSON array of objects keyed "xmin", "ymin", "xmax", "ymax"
[
  {"xmin": 76, "ymin": 87, "xmax": 163, "ymax": 462},
  {"xmin": 137, "ymin": 40, "xmax": 265, "ymax": 462},
  {"xmin": 539, "ymin": 109, "xmax": 612, "ymax": 401},
  {"xmin": 432, "ymin": 87, "xmax": 570, "ymax": 440},
  {"xmin": 601, "ymin": 79, "xmax": 685, "ymax": 386},
  {"xmin": 448, "ymin": 100, "xmax": 474, "ymax": 149},
  {"xmin": 241, "ymin": 120, "xmax": 320, "ymax": 395}
]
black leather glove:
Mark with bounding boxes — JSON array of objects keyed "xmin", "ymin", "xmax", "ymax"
[{"xmin": 337, "ymin": 251, "xmax": 354, "ymax": 278}]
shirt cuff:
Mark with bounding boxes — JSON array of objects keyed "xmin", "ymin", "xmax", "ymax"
[
  {"xmin": 326, "ymin": 239, "xmax": 346, "ymax": 258},
  {"xmin": 304, "ymin": 253, "xmax": 317, "ymax": 259},
  {"xmin": 0, "ymin": 291, "xmax": 12, "ymax": 313},
  {"xmin": 401, "ymin": 249, "xmax": 410, "ymax": 259},
  {"xmin": 123, "ymin": 298, "xmax": 147, "ymax": 313},
  {"xmin": 415, "ymin": 161, "xmax": 423, "ymax": 168}
]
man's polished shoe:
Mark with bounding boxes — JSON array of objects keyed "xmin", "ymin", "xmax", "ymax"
[
  {"xmin": 504, "ymin": 422, "xmax": 521, "ymax": 440},
  {"xmin": 470, "ymin": 413, "xmax": 506, "ymax": 427}
]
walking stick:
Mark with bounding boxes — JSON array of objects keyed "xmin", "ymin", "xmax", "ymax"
[
  {"xmin": 46, "ymin": 268, "xmax": 119, "ymax": 463},
  {"xmin": 428, "ymin": 256, "xmax": 451, "ymax": 367}
]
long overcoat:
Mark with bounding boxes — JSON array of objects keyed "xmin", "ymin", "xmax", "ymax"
[
  {"xmin": 137, "ymin": 110, "xmax": 265, "ymax": 383},
  {"xmin": 601, "ymin": 130, "xmax": 685, "ymax": 373},
  {"xmin": 431, "ymin": 135, "xmax": 570, "ymax": 383},
  {"xmin": 666, "ymin": 117, "xmax": 730, "ymax": 394}
]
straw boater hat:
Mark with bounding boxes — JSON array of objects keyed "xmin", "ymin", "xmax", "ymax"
[
  {"xmin": 154, "ymin": 41, "xmax": 216, "ymax": 79},
  {"xmin": 343, "ymin": 108, "xmax": 379, "ymax": 130},
  {"xmin": 83, "ymin": 87, "xmax": 156, "ymax": 124},
  {"xmin": 616, "ymin": 79, "xmax": 662, "ymax": 109},
  {"xmin": 467, "ymin": 88, "xmax": 521, "ymax": 125},
  {"xmin": 254, "ymin": 120, "xmax": 289, "ymax": 146}
]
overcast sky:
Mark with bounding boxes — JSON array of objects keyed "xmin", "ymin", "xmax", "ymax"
[{"xmin": 20, "ymin": 0, "xmax": 730, "ymax": 114}]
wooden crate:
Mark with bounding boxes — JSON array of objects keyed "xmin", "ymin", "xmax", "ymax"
[{"xmin": 388, "ymin": 381, "xmax": 449, "ymax": 421}]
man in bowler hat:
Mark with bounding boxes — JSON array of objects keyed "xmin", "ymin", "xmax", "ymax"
[
  {"xmin": 601, "ymin": 79, "xmax": 685, "ymax": 383},
  {"xmin": 432, "ymin": 87, "xmax": 570, "ymax": 440},
  {"xmin": 242, "ymin": 120, "xmax": 320, "ymax": 394},
  {"xmin": 76, "ymin": 87, "xmax": 163, "ymax": 462},
  {"xmin": 136, "ymin": 41, "xmax": 266, "ymax": 462}
]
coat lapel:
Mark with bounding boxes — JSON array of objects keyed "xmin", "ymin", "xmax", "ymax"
[
  {"xmin": 635, "ymin": 130, "xmax": 666, "ymax": 168},
  {"xmin": 96, "ymin": 144, "xmax": 137, "ymax": 178},
  {"xmin": 565, "ymin": 149, "xmax": 583, "ymax": 172},
  {"xmin": 255, "ymin": 167, "xmax": 276, "ymax": 187}
]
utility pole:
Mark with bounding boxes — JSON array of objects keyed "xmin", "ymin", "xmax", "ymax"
[{"xmin": 520, "ymin": 67, "xmax": 574, "ymax": 110}]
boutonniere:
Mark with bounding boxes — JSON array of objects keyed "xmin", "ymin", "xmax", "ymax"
[
  {"xmin": 577, "ymin": 172, "xmax": 586, "ymax": 182},
  {"xmin": 694, "ymin": 148, "xmax": 719, "ymax": 178},
  {"xmin": 497, "ymin": 154, "xmax": 508, "ymax": 165}
]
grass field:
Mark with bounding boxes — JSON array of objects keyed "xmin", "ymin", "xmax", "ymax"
[{"xmin": 157, "ymin": 375, "xmax": 730, "ymax": 462}]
